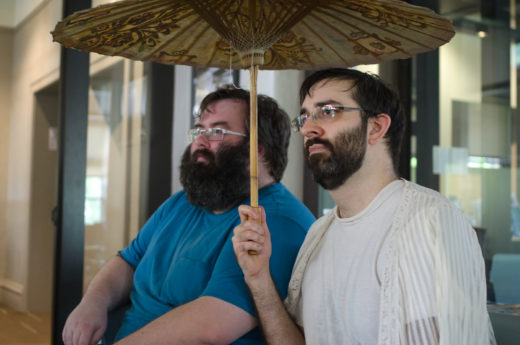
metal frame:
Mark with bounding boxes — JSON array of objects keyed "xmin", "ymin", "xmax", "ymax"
[
  {"xmin": 52, "ymin": 2, "xmax": 91, "ymax": 344},
  {"xmin": 146, "ymin": 62, "xmax": 175, "ymax": 218}
]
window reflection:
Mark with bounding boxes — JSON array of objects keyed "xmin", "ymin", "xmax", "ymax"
[
  {"xmin": 434, "ymin": 3, "xmax": 520, "ymax": 342},
  {"xmin": 84, "ymin": 58, "xmax": 149, "ymax": 291}
]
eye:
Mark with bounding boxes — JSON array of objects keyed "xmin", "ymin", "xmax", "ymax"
[{"xmin": 321, "ymin": 105, "xmax": 336, "ymax": 117}]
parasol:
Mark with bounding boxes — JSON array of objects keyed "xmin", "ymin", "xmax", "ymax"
[{"xmin": 52, "ymin": 0, "xmax": 455, "ymax": 213}]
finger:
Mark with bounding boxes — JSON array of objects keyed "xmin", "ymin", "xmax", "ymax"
[
  {"xmin": 232, "ymin": 233, "xmax": 264, "ymax": 253},
  {"xmin": 234, "ymin": 231, "xmax": 265, "ymax": 245},
  {"xmin": 248, "ymin": 207, "xmax": 265, "ymax": 256},
  {"xmin": 78, "ymin": 328, "xmax": 94, "ymax": 345},
  {"xmin": 234, "ymin": 220, "xmax": 264, "ymax": 237},
  {"xmin": 92, "ymin": 328, "xmax": 105, "ymax": 345},
  {"xmin": 238, "ymin": 205, "xmax": 260, "ymax": 222},
  {"xmin": 239, "ymin": 241, "xmax": 264, "ymax": 253},
  {"xmin": 235, "ymin": 229, "xmax": 265, "ymax": 244},
  {"xmin": 72, "ymin": 327, "xmax": 80, "ymax": 345},
  {"xmin": 258, "ymin": 206, "xmax": 272, "ymax": 243},
  {"xmin": 62, "ymin": 327, "xmax": 71, "ymax": 345},
  {"xmin": 259, "ymin": 206, "xmax": 266, "ymax": 224}
]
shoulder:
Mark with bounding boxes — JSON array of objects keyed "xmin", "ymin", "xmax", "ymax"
[
  {"xmin": 398, "ymin": 180, "xmax": 473, "ymax": 236},
  {"xmin": 403, "ymin": 180, "xmax": 451, "ymax": 204},
  {"xmin": 401, "ymin": 180, "xmax": 461, "ymax": 215},
  {"xmin": 151, "ymin": 190, "xmax": 197, "ymax": 220},
  {"xmin": 260, "ymin": 184, "xmax": 316, "ymax": 230}
]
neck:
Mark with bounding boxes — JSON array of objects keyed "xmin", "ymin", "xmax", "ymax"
[
  {"xmin": 258, "ymin": 175, "xmax": 276, "ymax": 189},
  {"xmin": 257, "ymin": 160, "xmax": 276, "ymax": 189},
  {"xmin": 329, "ymin": 152, "xmax": 397, "ymax": 218}
]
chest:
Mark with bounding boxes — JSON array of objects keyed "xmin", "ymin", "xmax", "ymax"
[
  {"xmin": 300, "ymin": 198, "xmax": 400, "ymax": 344},
  {"xmin": 135, "ymin": 210, "xmax": 239, "ymax": 306}
]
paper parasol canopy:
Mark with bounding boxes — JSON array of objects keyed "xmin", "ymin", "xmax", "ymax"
[{"xmin": 52, "ymin": 0, "xmax": 455, "ymax": 209}]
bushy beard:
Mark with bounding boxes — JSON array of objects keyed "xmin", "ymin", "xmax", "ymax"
[
  {"xmin": 304, "ymin": 121, "xmax": 367, "ymax": 190},
  {"xmin": 180, "ymin": 142, "xmax": 250, "ymax": 213}
]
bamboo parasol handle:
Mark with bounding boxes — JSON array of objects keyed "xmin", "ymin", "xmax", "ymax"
[
  {"xmin": 248, "ymin": 65, "xmax": 261, "ymax": 255},
  {"xmin": 249, "ymin": 64, "xmax": 259, "ymax": 208}
]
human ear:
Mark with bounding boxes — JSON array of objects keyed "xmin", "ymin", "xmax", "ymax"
[{"xmin": 368, "ymin": 113, "xmax": 391, "ymax": 145}]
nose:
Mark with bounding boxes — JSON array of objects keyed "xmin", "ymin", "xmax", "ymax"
[
  {"xmin": 300, "ymin": 118, "xmax": 324, "ymax": 139},
  {"xmin": 192, "ymin": 132, "xmax": 210, "ymax": 150}
]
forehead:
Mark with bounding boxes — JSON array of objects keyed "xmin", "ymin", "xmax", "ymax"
[
  {"xmin": 302, "ymin": 79, "xmax": 356, "ymax": 107},
  {"xmin": 197, "ymin": 98, "xmax": 247, "ymax": 127}
]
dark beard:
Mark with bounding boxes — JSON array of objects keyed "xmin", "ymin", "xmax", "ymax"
[
  {"xmin": 304, "ymin": 121, "xmax": 367, "ymax": 190},
  {"xmin": 180, "ymin": 142, "xmax": 250, "ymax": 213}
]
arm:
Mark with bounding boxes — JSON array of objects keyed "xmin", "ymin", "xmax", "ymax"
[
  {"xmin": 114, "ymin": 296, "xmax": 256, "ymax": 345},
  {"xmin": 62, "ymin": 255, "xmax": 134, "ymax": 345},
  {"xmin": 232, "ymin": 205, "xmax": 305, "ymax": 345},
  {"xmin": 398, "ymin": 203, "xmax": 490, "ymax": 345}
]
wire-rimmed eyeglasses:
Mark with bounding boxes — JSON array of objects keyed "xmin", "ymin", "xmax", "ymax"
[
  {"xmin": 291, "ymin": 104, "xmax": 363, "ymax": 132},
  {"xmin": 188, "ymin": 127, "xmax": 247, "ymax": 143}
]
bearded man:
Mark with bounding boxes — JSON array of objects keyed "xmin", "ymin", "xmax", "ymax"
[
  {"xmin": 233, "ymin": 69, "xmax": 496, "ymax": 345},
  {"xmin": 62, "ymin": 86, "xmax": 315, "ymax": 345}
]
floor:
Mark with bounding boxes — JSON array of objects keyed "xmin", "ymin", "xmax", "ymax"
[{"xmin": 0, "ymin": 304, "xmax": 50, "ymax": 345}]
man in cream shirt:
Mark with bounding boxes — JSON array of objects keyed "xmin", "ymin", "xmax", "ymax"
[{"xmin": 233, "ymin": 68, "xmax": 496, "ymax": 345}]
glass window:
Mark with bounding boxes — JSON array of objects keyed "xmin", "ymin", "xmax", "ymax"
[
  {"xmin": 192, "ymin": 68, "xmax": 239, "ymax": 118},
  {"xmin": 428, "ymin": 1, "xmax": 520, "ymax": 341},
  {"xmin": 84, "ymin": 58, "xmax": 149, "ymax": 291}
]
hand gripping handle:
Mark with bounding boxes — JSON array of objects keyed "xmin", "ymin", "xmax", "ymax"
[{"xmin": 247, "ymin": 206, "xmax": 261, "ymax": 255}]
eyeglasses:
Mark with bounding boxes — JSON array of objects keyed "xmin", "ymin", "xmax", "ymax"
[
  {"xmin": 291, "ymin": 105, "xmax": 363, "ymax": 132},
  {"xmin": 188, "ymin": 127, "xmax": 247, "ymax": 143}
]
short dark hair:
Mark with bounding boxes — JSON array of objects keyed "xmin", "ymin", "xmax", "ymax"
[
  {"xmin": 300, "ymin": 68, "xmax": 404, "ymax": 175},
  {"xmin": 199, "ymin": 85, "xmax": 290, "ymax": 182}
]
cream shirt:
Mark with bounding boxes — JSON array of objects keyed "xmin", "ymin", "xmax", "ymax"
[
  {"xmin": 301, "ymin": 180, "xmax": 404, "ymax": 344},
  {"xmin": 286, "ymin": 180, "xmax": 496, "ymax": 345}
]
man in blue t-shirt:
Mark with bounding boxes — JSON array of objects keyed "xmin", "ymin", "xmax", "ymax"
[{"xmin": 62, "ymin": 86, "xmax": 315, "ymax": 345}]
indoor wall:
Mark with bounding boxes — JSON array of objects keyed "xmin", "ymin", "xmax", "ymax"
[
  {"xmin": 1, "ymin": 0, "xmax": 62, "ymax": 311},
  {"xmin": 239, "ymin": 70, "xmax": 305, "ymax": 200},
  {"xmin": 0, "ymin": 27, "xmax": 13, "ymax": 304}
]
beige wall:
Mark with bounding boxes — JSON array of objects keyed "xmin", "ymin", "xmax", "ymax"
[
  {"xmin": 239, "ymin": 70, "xmax": 305, "ymax": 200},
  {"xmin": 1, "ymin": 0, "xmax": 61, "ymax": 310},
  {"xmin": 0, "ymin": 27, "xmax": 13, "ymax": 303}
]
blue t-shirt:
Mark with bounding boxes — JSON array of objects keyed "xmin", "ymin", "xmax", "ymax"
[{"xmin": 115, "ymin": 183, "xmax": 315, "ymax": 344}]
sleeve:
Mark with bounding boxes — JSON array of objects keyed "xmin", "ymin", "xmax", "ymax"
[
  {"xmin": 397, "ymin": 202, "xmax": 492, "ymax": 345},
  {"xmin": 119, "ymin": 194, "xmax": 178, "ymax": 268},
  {"xmin": 433, "ymin": 204, "xmax": 493, "ymax": 345},
  {"xmin": 201, "ymin": 213, "xmax": 308, "ymax": 317}
]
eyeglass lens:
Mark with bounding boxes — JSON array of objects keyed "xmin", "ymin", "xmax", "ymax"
[{"xmin": 293, "ymin": 106, "xmax": 336, "ymax": 131}]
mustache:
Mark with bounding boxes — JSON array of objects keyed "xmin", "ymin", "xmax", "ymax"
[
  {"xmin": 304, "ymin": 137, "xmax": 334, "ymax": 153},
  {"xmin": 191, "ymin": 148, "xmax": 214, "ymax": 162}
]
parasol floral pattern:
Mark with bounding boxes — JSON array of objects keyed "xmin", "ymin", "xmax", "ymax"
[{"xmin": 52, "ymin": 0, "xmax": 455, "ymax": 70}]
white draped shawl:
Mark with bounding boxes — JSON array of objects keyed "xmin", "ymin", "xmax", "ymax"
[{"xmin": 285, "ymin": 180, "xmax": 496, "ymax": 345}]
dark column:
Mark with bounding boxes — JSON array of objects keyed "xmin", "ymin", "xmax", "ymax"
[
  {"xmin": 145, "ymin": 63, "xmax": 174, "ymax": 217},
  {"xmin": 52, "ymin": 0, "xmax": 91, "ymax": 344},
  {"xmin": 410, "ymin": 0, "xmax": 440, "ymax": 191},
  {"xmin": 414, "ymin": 49, "xmax": 440, "ymax": 190},
  {"xmin": 380, "ymin": 59, "xmax": 412, "ymax": 180}
]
